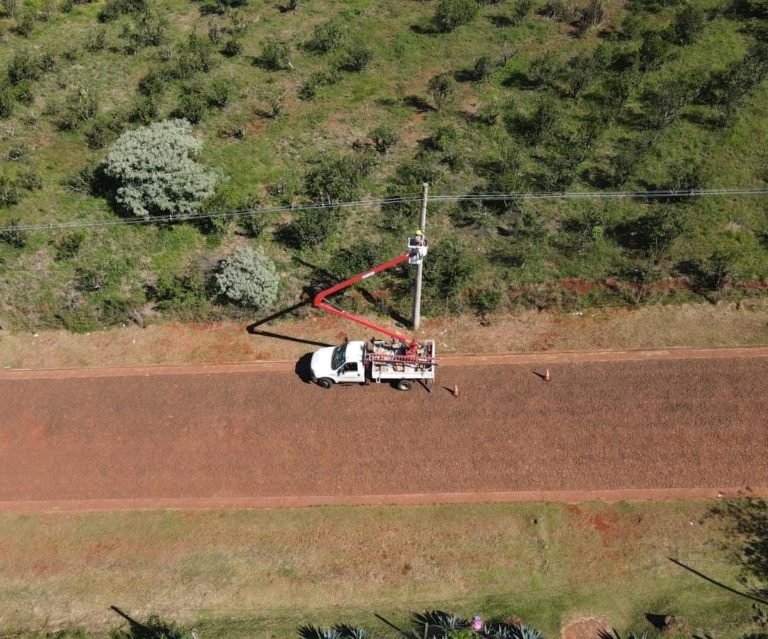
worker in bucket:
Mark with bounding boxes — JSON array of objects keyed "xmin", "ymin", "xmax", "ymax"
[{"xmin": 471, "ymin": 616, "xmax": 484, "ymax": 632}]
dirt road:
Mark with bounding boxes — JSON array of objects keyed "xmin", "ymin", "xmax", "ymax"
[{"xmin": 1, "ymin": 348, "xmax": 767, "ymax": 511}]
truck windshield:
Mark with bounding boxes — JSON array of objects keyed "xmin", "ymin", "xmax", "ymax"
[{"xmin": 331, "ymin": 345, "xmax": 346, "ymax": 370}]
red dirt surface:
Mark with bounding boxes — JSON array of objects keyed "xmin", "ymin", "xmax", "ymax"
[{"xmin": 1, "ymin": 350, "xmax": 767, "ymax": 511}]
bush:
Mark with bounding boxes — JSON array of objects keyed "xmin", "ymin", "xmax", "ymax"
[
  {"xmin": 175, "ymin": 33, "xmax": 213, "ymax": 78},
  {"xmin": 422, "ymin": 237, "xmax": 476, "ymax": 313},
  {"xmin": 98, "ymin": 0, "xmax": 145, "ymax": 21},
  {"xmin": 215, "ymin": 246, "xmax": 279, "ymax": 309},
  {"xmin": 206, "ymin": 77, "xmax": 231, "ymax": 107},
  {"xmin": 304, "ymin": 154, "xmax": 374, "ymax": 203},
  {"xmin": 434, "ymin": 0, "xmax": 479, "ymax": 32},
  {"xmin": 575, "ymin": 0, "xmax": 604, "ymax": 35},
  {"xmin": 0, "ymin": 217, "xmax": 27, "ymax": 247},
  {"xmin": 14, "ymin": 7, "xmax": 36, "ymax": 36},
  {"xmin": 151, "ymin": 267, "xmax": 210, "ymax": 318},
  {"xmin": 103, "ymin": 119, "xmax": 222, "ymax": 219},
  {"xmin": 306, "ymin": 19, "xmax": 345, "ymax": 53},
  {"xmin": 368, "ymin": 125, "xmax": 398, "ymax": 154},
  {"xmin": 57, "ymin": 87, "xmax": 99, "ymax": 130},
  {"xmin": 673, "ymin": 3, "xmax": 705, "ymax": 45},
  {"xmin": 334, "ymin": 39, "xmax": 372, "ymax": 72},
  {"xmin": 259, "ymin": 39, "xmax": 290, "ymax": 70},
  {"xmin": 129, "ymin": 95, "xmax": 159, "ymax": 124},
  {"xmin": 330, "ymin": 240, "xmax": 380, "ymax": 278},
  {"xmin": 510, "ymin": 0, "xmax": 534, "ymax": 24},
  {"xmin": 138, "ymin": 69, "xmax": 168, "ymax": 97},
  {"xmin": 427, "ymin": 72, "xmax": 456, "ymax": 109},
  {"xmin": 53, "ymin": 230, "xmax": 85, "ymax": 260},
  {"xmin": 175, "ymin": 86, "xmax": 207, "ymax": 123},
  {"xmin": 85, "ymin": 28, "xmax": 108, "ymax": 52},
  {"xmin": 7, "ymin": 50, "xmax": 41, "ymax": 84},
  {"xmin": 221, "ymin": 37, "xmax": 242, "ymax": 57},
  {"xmin": 85, "ymin": 113, "xmax": 126, "ymax": 149},
  {"xmin": 0, "ymin": 85, "xmax": 13, "ymax": 119},
  {"xmin": 279, "ymin": 209, "xmax": 340, "ymax": 249},
  {"xmin": 120, "ymin": 9, "xmax": 167, "ymax": 51}
]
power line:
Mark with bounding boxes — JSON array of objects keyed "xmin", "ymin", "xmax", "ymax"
[{"xmin": 2, "ymin": 188, "xmax": 768, "ymax": 233}]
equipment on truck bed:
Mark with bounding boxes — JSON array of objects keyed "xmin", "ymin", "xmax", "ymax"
[{"xmin": 309, "ymin": 235, "xmax": 437, "ymax": 390}]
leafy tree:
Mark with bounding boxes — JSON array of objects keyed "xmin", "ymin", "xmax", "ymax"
[
  {"xmin": 280, "ymin": 209, "xmax": 340, "ymax": 249},
  {"xmin": 427, "ymin": 72, "xmax": 456, "ymax": 109},
  {"xmin": 672, "ymin": 3, "xmax": 705, "ymax": 45},
  {"xmin": 120, "ymin": 9, "xmax": 167, "ymax": 51},
  {"xmin": 260, "ymin": 39, "xmax": 291, "ymax": 70},
  {"xmin": 306, "ymin": 19, "xmax": 345, "ymax": 53},
  {"xmin": 57, "ymin": 87, "xmax": 99, "ymax": 130},
  {"xmin": 103, "ymin": 119, "xmax": 222, "ymax": 219},
  {"xmin": 0, "ymin": 217, "xmax": 26, "ymax": 247},
  {"xmin": 637, "ymin": 30, "xmax": 671, "ymax": 71},
  {"xmin": 368, "ymin": 125, "xmax": 398, "ymax": 154},
  {"xmin": 215, "ymin": 246, "xmax": 279, "ymax": 309},
  {"xmin": 641, "ymin": 77, "xmax": 701, "ymax": 129},
  {"xmin": 334, "ymin": 38, "xmax": 372, "ymax": 72},
  {"xmin": 434, "ymin": 0, "xmax": 479, "ymax": 32},
  {"xmin": 422, "ymin": 238, "xmax": 476, "ymax": 312},
  {"xmin": 175, "ymin": 33, "xmax": 213, "ymax": 77},
  {"xmin": 304, "ymin": 154, "xmax": 373, "ymax": 203}
]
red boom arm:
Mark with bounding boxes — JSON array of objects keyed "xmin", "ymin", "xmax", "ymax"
[{"xmin": 313, "ymin": 252, "xmax": 418, "ymax": 346}]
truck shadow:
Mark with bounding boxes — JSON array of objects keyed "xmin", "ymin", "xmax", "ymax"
[{"xmin": 295, "ymin": 353, "xmax": 314, "ymax": 384}]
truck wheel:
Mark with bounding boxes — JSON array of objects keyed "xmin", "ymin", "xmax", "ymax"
[
  {"xmin": 317, "ymin": 378, "xmax": 333, "ymax": 389},
  {"xmin": 396, "ymin": 379, "xmax": 413, "ymax": 391}
]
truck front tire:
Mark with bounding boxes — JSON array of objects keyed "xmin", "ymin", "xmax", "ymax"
[{"xmin": 317, "ymin": 378, "xmax": 333, "ymax": 389}]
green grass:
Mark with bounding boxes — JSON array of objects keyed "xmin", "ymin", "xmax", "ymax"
[
  {"xmin": 1, "ymin": 0, "xmax": 768, "ymax": 331},
  {"xmin": 0, "ymin": 501, "xmax": 765, "ymax": 638}
]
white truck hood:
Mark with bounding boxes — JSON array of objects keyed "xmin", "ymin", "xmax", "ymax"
[{"xmin": 310, "ymin": 341, "xmax": 365, "ymax": 380}]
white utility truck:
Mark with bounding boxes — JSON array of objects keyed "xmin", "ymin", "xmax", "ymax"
[
  {"xmin": 309, "ymin": 235, "xmax": 437, "ymax": 391},
  {"xmin": 310, "ymin": 338, "xmax": 437, "ymax": 391}
]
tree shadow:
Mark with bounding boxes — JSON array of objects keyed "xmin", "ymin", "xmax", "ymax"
[
  {"xmin": 403, "ymin": 95, "xmax": 435, "ymax": 112},
  {"xmin": 668, "ymin": 557, "xmax": 768, "ymax": 605},
  {"xmin": 709, "ymin": 498, "xmax": 768, "ymax": 599}
]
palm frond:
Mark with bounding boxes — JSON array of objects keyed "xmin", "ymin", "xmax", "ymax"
[{"xmin": 298, "ymin": 625, "xmax": 342, "ymax": 639}]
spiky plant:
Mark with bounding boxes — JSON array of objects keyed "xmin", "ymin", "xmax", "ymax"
[{"xmin": 408, "ymin": 611, "xmax": 469, "ymax": 638}]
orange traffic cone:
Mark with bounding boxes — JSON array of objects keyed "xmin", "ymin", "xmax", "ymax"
[
  {"xmin": 452, "ymin": 384, "xmax": 460, "ymax": 397},
  {"xmin": 543, "ymin": 369, "xmax": 551, "ymax": 382}
]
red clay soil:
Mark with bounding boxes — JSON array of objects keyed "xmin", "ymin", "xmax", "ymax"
[{"xmin": 1, "ymin": 350, "xmax": 767, "ymax": 511}]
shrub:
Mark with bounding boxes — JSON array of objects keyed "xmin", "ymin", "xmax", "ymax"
[
  {"xmin": 13, "ymin": 80, "xmax": 34, "ymax": 104},
  {"xmin": 427, "ymin": 72, "xmax": 456, "ymax": 109},
  {"xmin": 138, "ymin": 69, "xmax": 168, "ymax": 97},
  {"xmin": 330, "ymin": 240, "xmax": 380, "ymax": 278},
  {"xmin": 175, "ymin": 86, "xmax": 207, "ymax": 123},
  {"xmin": 7, "ymin": 50, "xmax": 41, "ymax": 84},
  {"xmin": 472, "ymin": 55, "xmax": 495, "ymax": 81},
  {"xmin": 175, "ymin": 33, "xmax": 213, "ymax": 78},
  {"xmin": 528, "ymin": 52, "xmax": 559, "ymax": 87},
  {"xmin": 17, "ymin": 169, "xmax": 42, "ymax": 190},
  {"xmin": 129, "ymin": 95, "xmax": 159, "ymax": 124},
  {"xmin": 85, "ymin": 112, "xmax": 127, "ymax": 148},
  {"xmin": 14, "ymin": 7, "xmax": 36, "ymax": 36},
  {"xmin": 57, "ymin": 87, "xmax": 99, "ymax": 130},
  {"xmin": 151, "ymin": 268, "xmax": 211, "ymax": 319},
  {"xmin": 540, "ymin": 0, "xmax": 578, "ymax": 22},
  {"xmin": 98, "ymin": 0, "xmax": 145, "ymax": 21},
  {"xmin": 54, "ymin": 230, "xmax": 85, "ymax": 260},
  {"xmin": 221, "ymin": 37, "xmax": 242, "ymax": 57},
  {"xmin": 334, "ymin": 38, "xmax": 372, "ymax": 72},
  {"xmin": 368, "ymin": 125, "xmax": 398, "ymax": 154},
  {"xmin": 673, "ymin": 3, "xmax": 705, "ymax": 45},
  {"xmin": 422, "ymin": 237, "xmax": 476, "ymax": 313},
  {"xmin": 120, "ymin": 9, "xmax": 167, "ymax": 51},
  {"xmin": 575, "ymin": 0, "xmax": 604, "ymax": 35},
  {"xmin": 0, "ymin": 85, "xmax": 13, "ymax": 119},
  {"xmin": 215, "ymin": 246, "xmax": 279, "ymax": 309},
  {"xmin": 306, "ymin": 19, "xmax": 345, "ymax": 53},
  {"xmin": 279, "ymin": 209, "xmax": 340, "ymax": 249},
  {"xmin": 259, "ymin": 39, "xmax": 290, "ymax": 70},
  {"xmin": 103, "ymin": 119, "xmax": 222, "ymax": 219},
  {"xmin": 304, "ymin": 154, "xmax": 373, "ymax": 203},
  {"xmin": 0, "ymin": 217, "xmax": 27, "ymax": 247},
  {"xmin": 434, "ymin": 0, "xmax": 479, "ymax": 32},
  {"xmin": 206, "ymin": 77, "xmax": 231, "ymax": 107},
  {"xmin": 85, "ymin": 27, "xmax": 108, "ymax": 51},
  {"xmin": 511, "ymin": 0, "xmax": 534, "ymax": 24},
  {"xmin": 637, "ymin": 30, "xmax": 671, "ymax": 71}
]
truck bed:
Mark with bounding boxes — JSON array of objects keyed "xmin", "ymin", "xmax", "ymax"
[{"xmin": 367, "ymin": 340, "xmax": 436, "ymax": 381}]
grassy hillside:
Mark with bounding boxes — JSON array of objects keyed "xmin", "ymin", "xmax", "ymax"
[{"xmin": 1, "ymin": 0, "xmax": 768, "ymax": 331}]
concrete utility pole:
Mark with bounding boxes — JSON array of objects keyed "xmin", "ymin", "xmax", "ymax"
[{"xmin": 413, "ymin": 182, "xmax": 428, "ymax": 330}]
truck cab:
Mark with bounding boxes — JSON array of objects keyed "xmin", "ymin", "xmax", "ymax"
[{"xmin": 310, "ymin": 341, "xmax": 367, "ymax": 388}]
